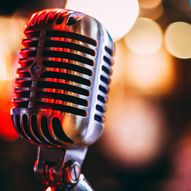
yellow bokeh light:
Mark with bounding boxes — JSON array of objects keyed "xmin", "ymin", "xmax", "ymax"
[
  {"xmin": 125, "ymin": 49, "xmax": 175, "ymax": 95},
  {"xmin": 124, "ymin": 17, "xmax": 163, "ymax": 55},
  {"xmin": 66, "ymin": 0, "xmax": 139, "ymax": 42},
  {"xmin": 165, "ymin": 22, "xmax": 191, "ymax": 59}
]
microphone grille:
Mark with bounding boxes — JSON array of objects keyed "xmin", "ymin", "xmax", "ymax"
[
  {"xmin": 12, "ymin": 9, "xmax": 114, "ymax": 147},
  {"xmin": 94, "ymin": 46, "xmax": 113, "ymax": 123},
  {"xmin": 15, "ymin": 26, "xmax": 98, "ymax": 117}
]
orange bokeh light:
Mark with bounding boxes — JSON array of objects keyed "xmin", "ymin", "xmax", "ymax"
[
  {"xmin": 0, "ymin": 53, "xmax": 18, "ymax": 140},
  {"xmin": 0, "ymin": 16, "xmax": 25, "ymax": 141},
  {"xmin": 0, "ymin": 80, "xmax": 18, "ymax": 140},
  {"xmin": 125, "ymin": 48, "xmax": 175, "ymax": 95}
]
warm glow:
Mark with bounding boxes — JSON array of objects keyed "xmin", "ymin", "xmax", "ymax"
[
  {"xmin": 111, "ymin": 41, "xmax": 126, "ymax": 86},
  {"xmin": 0, "ymin": 54, "xmax": 9, "ymax": 80},
  {"xmin": 124, "ymin": 17, "xmax": 163, "ymax": 55},
  {"xmin": 0, "ymin": 79, "xmax": 18, "ymax": 140},
  {"xmin": 103, "ymin": 94, "xmax": 167, "ymax": 167},
  {"xmin": 0, "ymin": 16, "xmax": 25, "ymax": 53},
  {"xmin": 0, "ymin": 16, "xmax": 24, "ymax": 141},
  {"xmin": 125, "ymin": 49, "xmax": 175, "ymax": 94},
  {"xmin": 140, "ymin": 0, "xmax": 162, "ymax": 9},
  {"xmin": 140, "ymin": 2, "xmax": 164, "ymax": 20},
  {"xmin": 0, "ymin": 52, "xmax": 18, "ymax": 81},
  {"xmin": 165, "ymin": 22, "xmax": 191, "ymax": 59},
  {"xmin": 0, "ymin": 16, "xmax": 25, "ymax": 81},
  {"xmin": 46, "ymin": 188, "xmax": 54, "ymax": 191},
  {"xmin": 66, "ymin": 0, "xmax": 139, "ymax": 42},
  {"xmin": 0, "ymin": 17, "xmax": 12, "ymax": 53}
]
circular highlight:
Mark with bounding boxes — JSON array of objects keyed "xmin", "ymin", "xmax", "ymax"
[
  {"xmin": 165, "ymin": 22, "xmax": 191, "ymax": 59},
  {"xmin": 103, "ymin": 94, "xmax": 167, "ymax": 167},
  {"xmin": 66, "ymin": 0, "xmax": 139, "ymax": 42},
  {"xmin": 124, "ymin": 17, "xmax": 163, "ymax": 55}
]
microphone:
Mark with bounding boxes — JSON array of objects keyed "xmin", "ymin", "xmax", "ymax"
[
  {"xmin": 11, "ymin": 9, "xmax": 114, "ymax": 190},
  {"xmin": 12, "ymin": 8, "xmax": 114, "ymax": 147}
]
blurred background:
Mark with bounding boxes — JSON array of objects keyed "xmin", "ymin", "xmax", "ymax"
[{"xmin": 0, "ymin": 0, "xmax": 191, "ymax": 190}]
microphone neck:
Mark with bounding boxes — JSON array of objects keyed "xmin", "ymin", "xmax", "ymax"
[{"xmin": 34, "ymin": 145, "xmax": 88, "ymax": 189}]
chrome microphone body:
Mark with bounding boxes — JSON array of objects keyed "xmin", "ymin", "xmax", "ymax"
[
  {"xmin": 11, "ymin": 9, "xmax": 114, "ymax": 190},
  {"xmin": 11, "ymin": 9, "xmax": 114, "ymax": 148}
]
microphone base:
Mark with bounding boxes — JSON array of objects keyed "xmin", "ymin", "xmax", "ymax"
[{"xmin": 34, "ymin": 145, "xmax": 93, "ymax": 190}]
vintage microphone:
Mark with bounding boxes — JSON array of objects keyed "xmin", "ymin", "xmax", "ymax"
[{"xmin": 11, "ymin": 9, "xmax": 114, "ymax": 190}]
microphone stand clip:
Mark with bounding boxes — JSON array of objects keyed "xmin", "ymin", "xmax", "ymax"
[{"xmin": 34, "ymin": 146, "xmax": 94, "ymax": 191}]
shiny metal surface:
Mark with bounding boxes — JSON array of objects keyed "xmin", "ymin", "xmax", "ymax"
[
  {"xmin": 69, "ymin": 174, "xmax": 94, "ymax": 191},
  {"xmin": 11, "ymin": 9, "xmax": 114, "ymax": 148},
  {"xmin": 34, "ymin": 146, "xmax": 88, "ymax": 188}
]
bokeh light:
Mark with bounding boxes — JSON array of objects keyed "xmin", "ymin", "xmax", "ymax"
[
  {"xmin": 165, "ymin": 22, "xmax": 191, "ymax": 59},
  {"xmin": 0, "ymin": 80, "xmax": 17, "ymax": 140},
  {"xmin": 103, "ymin": 93, "xmax": 167, "ymax": 167},
  {"xmin": 0, "ymin": 16, "xmax": 25, "ymax": 140},
  {"xmin": 125, "ymin": 49, "xmax": 175, "ymax": 95},
  {"xmin": 111, "ymin": 41, "xmax": 126, "ymax": 86},
  {"xmin": 0, "ymin": 54, "xmax": 9, "ymax": 80},
  {"xmin": 0, "ymin": 16, "xmax": 25, "ymax": 53},
  {"xmin": 0, "ymin": 1, "xmax": 191, "ymax": 191},
  {"xmin": 46, "ymin": 187, "xmax": 55, "ymax": 191},
  {"xmin": 66, "ymin": 0, "xmax": 139, "ymax": 42},
  {"xmin": 124, "ymin": 17, "xmax": 163, "ymax": 55}
]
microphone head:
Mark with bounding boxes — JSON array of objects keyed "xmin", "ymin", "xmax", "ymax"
[{"xmin": 11, "ymin": 9, "xmax": 114, "ymax": 148}]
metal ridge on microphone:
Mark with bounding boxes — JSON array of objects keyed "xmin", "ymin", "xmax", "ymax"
[{"xmin": 11, "ymin": 8, "xmax": 114, "ymax": 148}]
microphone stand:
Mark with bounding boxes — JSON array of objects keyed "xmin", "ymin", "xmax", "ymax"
[
  {"xmin": 55, "ymin": 174, "xmax": 93, "ymax": 191},
  {"xmin": 34, "ymin": 146, "xmax": 94, "ymax": 191}
]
